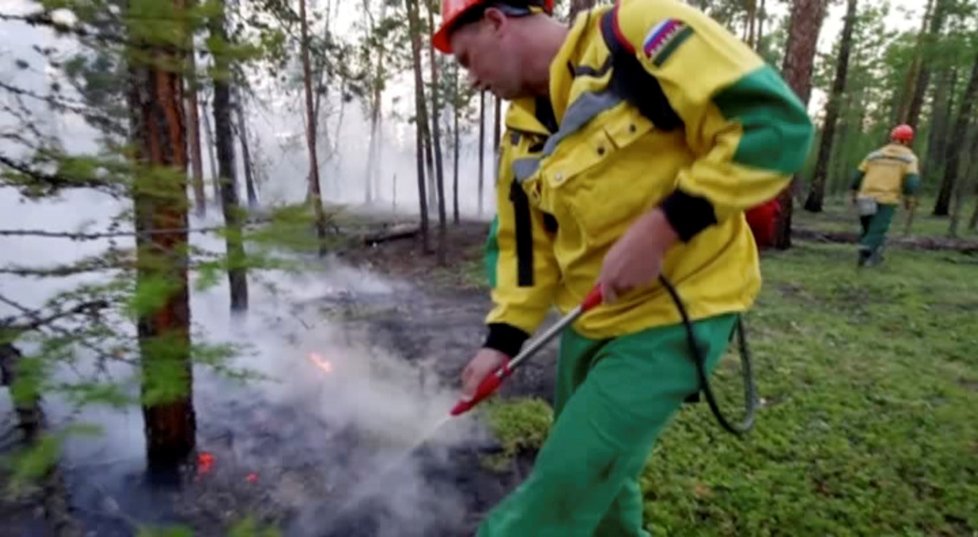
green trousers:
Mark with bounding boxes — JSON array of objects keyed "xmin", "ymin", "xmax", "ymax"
[
  {"xmin": 858, "ymin": 203, "xmax": 896, "ymax": 258},
  {"xmin": 477, "ymin": 313, "xmax": 738, "ymax": 537}
]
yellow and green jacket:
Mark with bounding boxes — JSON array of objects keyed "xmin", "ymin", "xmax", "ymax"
[
  {"xmin": 483, "ymin": 0, "xmax": 813, "ymax": 355},
  {"xmin": 851, "ymin": 143, "xmax": 921, "ymax": 205}
]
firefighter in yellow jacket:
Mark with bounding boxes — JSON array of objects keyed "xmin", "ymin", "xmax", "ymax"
[
  {"xmin": 850, "ymin": 124, "xmax": 921, "ymax": 267},
  {"xmin": 434, "ymin": 0, "xmax": 814, "ymax": 534}
]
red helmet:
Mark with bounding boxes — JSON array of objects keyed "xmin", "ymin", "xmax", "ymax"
[
  {"xmin": 433, "ymin": 0, "xmax": 555, "ymax": 54},
  {"xmin": 891, "ymin": 124, "xmax": 914, "ymax": 143}
]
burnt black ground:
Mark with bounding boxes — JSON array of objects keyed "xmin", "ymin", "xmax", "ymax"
[{"xmin": 1, "ymin": 221, "xmax": 557, "ymax": 536}]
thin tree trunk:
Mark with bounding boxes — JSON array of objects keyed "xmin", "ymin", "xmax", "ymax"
[
  {"xmin": 210, "ymin": 1, "xmax": 248, "ymax": 312},
  {"xmin": 947, "ymin": 130, "xmax": 973, "ymax": 238},
  {"xmin": 300, "ymin": 0, "xmax": 328, "ymax": 256},
  {"xmin": 905, "ymin": 0, "xmax": 948, "ymax": 130},
  {"xmin": 746, "ymin": 0, "xmax": 757, "ymax": 48},
  {"xmin": 233, "ymin": 89, "xmax": 257, "ymax": 209},
  {"xmin": 406, "ymin": 0, "xmax": 430, "ymax": 252},
  {"xmin": 897, "ymin": 0, "xmax": 934, "ymax": 126},
  {"xmin": 493, "ymin": 94, "xmax": 501, "ymax": 158},
  {"xmin": 362, "ymin": 0, "xmax": 385, "ymax": 204},
  {"xmin": 185, "ymin": 50, "xmax": 206, "ymax": 217},
  {"xmin": 425, "ymin": 1, "xmax": 447, "ymax": 265},
  {"xmin": 804, "ymin": 0, "xmax": 857, "ymax": 213},
  {"xmin": 128, "ymin": 0, "xmax": 195, "ymax": 468},
  {"xmin": 453, "ymin": 69, "xmax": 460, "ymax": 225},
  {"xmin": 757, "ymin": 0, "xmax": 766, "ymax": 49},
  {"xmin": 923, "ymin": 66, "xmax": 956, "ymax": 184},
  {"xmin": 969, "ymin": 167, "xmax": 978, "ymax": 231},
  {"xmin": 199, "ymin": 91, "xmax": 220, "ymax": 202},
  {"xmin": 935, "ymin": 53, "xmax": 978, "ymax": 218},
  {"xmin": 830, "ymin": 81, "xmax": 860, "ymax": 195},
  {"xmin": 773, "ymin": 0, "xmax": 831, "ymax": 249},
  {"xmin": 478, "ymin": 90, "xmax": 485, "ymax": 216}
]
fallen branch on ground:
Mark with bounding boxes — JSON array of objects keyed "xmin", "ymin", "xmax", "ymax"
[
  {"xmin": 793, "ymin": 227, "xmax": 978, "ymax": 254},
  {"xmin": 361, "ymin": 223, "xmax": 420, "ymax": 246}
]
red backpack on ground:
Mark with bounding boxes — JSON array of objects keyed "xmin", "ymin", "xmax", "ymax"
[{"xmin": 744, "ymin": 196, "xmax": 781, "ymax": 249}]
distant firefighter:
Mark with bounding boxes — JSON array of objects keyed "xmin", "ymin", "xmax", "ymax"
[{"xmin": 850, "ymin": 124, "xmax": 921, "ymax": 267}]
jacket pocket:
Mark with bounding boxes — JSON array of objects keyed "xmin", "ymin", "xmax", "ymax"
[{"xmin": 542, "ymin": 108, "xmax": 664, "ymax": 244}]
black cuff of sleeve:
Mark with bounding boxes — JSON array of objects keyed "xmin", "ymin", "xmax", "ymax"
[
  {"xmin": 659, "ymin": 189, "xmax": 718, "ymax": 242},
  {"xmin": 483, "ymin": 323, "xmax": 530, "ymax": 358}
]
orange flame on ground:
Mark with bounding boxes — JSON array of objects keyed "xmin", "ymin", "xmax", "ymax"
[
  {"xmin": 307, "ymin": 352, "xmax": 334, "ymax": 374},
  {"xmin": 197, "ymin": 451, "xmax": 215, "ymax": 476}
]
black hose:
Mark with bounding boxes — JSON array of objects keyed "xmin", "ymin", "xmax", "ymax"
[{"xmin": 659, "ymin": 275, "xmax": 757, "ymax": 436}]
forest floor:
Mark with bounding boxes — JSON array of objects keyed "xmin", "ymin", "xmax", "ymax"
[
  {"xmin": 334, "ymin": 200, "xmax": 978, "ymax": 537},
  {"xmin": 1, "ymin": 199, "xmax": 976, "ymax": 536}
]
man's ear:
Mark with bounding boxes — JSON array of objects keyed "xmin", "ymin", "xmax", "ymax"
[{"xmin": 482, "ymin": 7, "xmax": 507, "ymax": 33}]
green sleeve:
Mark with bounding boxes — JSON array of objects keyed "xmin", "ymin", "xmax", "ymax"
[{"xmin": 903, "ymin": 173, "xmax": 920, "ymax": 196}]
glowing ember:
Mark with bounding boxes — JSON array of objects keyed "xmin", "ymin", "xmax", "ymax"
[
  {"xmin": 197, "ymin": 452, "xmax": 215, "ymax": 475},
  {"xmin": 307, "ymin": 352, "xmax": 334, "ymax": 373},
  {"xmin": 246, "ymin": 472, "xmax": 259, "ymax": 483}
]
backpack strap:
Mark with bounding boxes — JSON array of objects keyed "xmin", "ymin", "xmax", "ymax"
[{"xmin": 598, "ymin": 6, "xmax": 684, "ymax": 132}]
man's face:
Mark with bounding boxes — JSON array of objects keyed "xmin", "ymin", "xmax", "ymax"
[{"xmin": 450, "ymin": 10, "xmax": 526, "ymax": 100}]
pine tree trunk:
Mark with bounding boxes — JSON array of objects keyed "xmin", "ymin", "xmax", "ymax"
[
  {"xmin": 905, "ymin": 0, "xmax": 948, "ymax": 130},
  {"xmin": 453, "ymin": 72, "xmax": 460, "ymax": 225},
  {"xmin": 300, "ymin": 0, "xmax": 328, "ymax": 256},
  {"xmin": 406, "ymin": 0, "xmax": 431, "ymax": 253},
  {"xmin": 362, "ymin": 0, "xmax": 387, "ymax": 205},
  {"xmin": 477, "ymin": 90, "xmax": 486, "ymax": 216},
  {"xmin": 746, "ymin": 0, "xmax": 757, "ymax": 49},
  {"xmin": 804, "ymin": 0, "xmax": 856, "ymax": 213},
  {"xmin": 232, "ymin": 89, "xmax": 257, "ymax": 208},
  {"xmin": 773, "ymin": 0, "xmax": 830, "ymax": 249},
  {"xmin": 425, "ymin": 1, "xmax": 448, "ymax": 265},
  {"xmin": 897, "ymin": 0, "xmax": 934, "ymax": 126},
  {"xmin": 935, "ymin": 53, "xmax": 978, "ymax": 218},
  {"xmin": 185, "ymin": 50, "xmax": 206, "ymax": 217},
  {"xmin": 969, "ymin": 170, "xmax": 978, "ymax": 231},
  {"xmin": 922, "ymin": 66, "xmax": 956, "ymax": 184},
  {"xmin": 128, "ymin": 0, "xmax": 195, "ymax": 468},
  {"xmin": 422, "ymin": 112, "xmax": 437, "ymax": 216},
  {"xmin": 199, "ymin": 90, "xmax": 220, "ymax": 202},
  {"xmin": 757, "ymin": 0, "xmax": 766, "ymax": 48},
  {"xmin": 948, "ymin": 125, "xmax": 977, "ymax": 237},
  {"xmin": 210, "ymin": 1, "xmax": 248, "ymax": 313},
  {"xmin": 492, "ymin": 96, "xmax": 503, "ymax": 177}
]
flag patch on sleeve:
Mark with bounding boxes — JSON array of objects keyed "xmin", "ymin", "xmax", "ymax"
[{"xmin": 642, "ymin": 19, "xmax": 694, "ymax": 67}]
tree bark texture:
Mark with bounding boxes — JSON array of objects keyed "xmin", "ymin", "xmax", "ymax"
[
  {"xmin": 299, "ymin": 0, "xmax": 329, "ymax": 256},
  {"xmin": 773, "ymin": 0, "xmax": 830, "ymax": 249},
  {"xmin": 185, "ymin": 50, "xmax": 206, "ymax": 217},
  {"xmin": 478, "ymin": 90, "xmax": 485, "ymax": 216},
  {"xmin": 425, "ymin": 1, "xmax": 448, "ymax": 265},
  {"xmin": 127, "ymin": 0, "xmax": 196, "ymax": 467},
  {"xmin": 804, "ymin": 0, "xmax": 857, "ymax": 213},
  {"xmin": 406, "ymin": 0, "xmax": 431, "ymax": 253},
  {"xmin": 453, "ymin": 73, "xmax": 460, "ymax": 225},
  {"xmin": 935, "ymin": 53, "xmax": 978, "ymax": 218},
  {"xmin": 905, "ymin": 0, "xmax": 948, "ymax": 130},
  {"xmin": 199, "ymin": 91, "xmax": 220, "ymax": 201},
  {"xmin": 210, "ymin": 3, "xmax": 249, "ymax": 313},
  {"xmin": 922, "ymin": 66, "xmax": 956, "ymax": 185},
  {"xmin": 232, "ymin": 87, "xmax": 257, "ymax": 208}
]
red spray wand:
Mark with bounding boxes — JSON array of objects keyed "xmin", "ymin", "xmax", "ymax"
[{"xmin": 450, "ymin": 286, "xmax": 603, "ymax": 416}]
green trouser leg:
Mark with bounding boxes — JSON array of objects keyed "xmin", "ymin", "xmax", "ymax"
[
  {"xmin": 477, "ymin": 313, "xmax": 738, "ymax": 537},
  {"xmin": 858, "ymin": 204, "xmax": 896, "ymax": 258}
]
